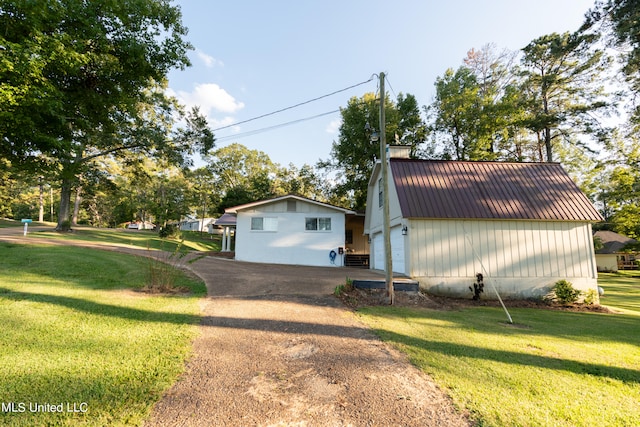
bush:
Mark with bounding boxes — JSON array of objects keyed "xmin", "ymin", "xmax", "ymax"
[
  {"xmin": 159, "ymin": 224, "xmax": 181, "ymax": 239},
  {"xmin": 143, "ymin": 243, "xmax": 188, "ymax": 293},
  {"xmin": 545, "ymin": 279, "xmax": 581, "ymax": 305},
  {"xmin": 584, "ymin": 288, "xmax": 599, "ymax": 305}
]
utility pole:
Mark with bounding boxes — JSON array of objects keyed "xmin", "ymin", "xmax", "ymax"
[{"xmin": 379, "ymin": 72, "xmax": 394, "ymax": 305}]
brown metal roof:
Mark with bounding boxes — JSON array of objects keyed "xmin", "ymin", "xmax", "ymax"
[{"xmin": 390, "ymin": 159, "xmax": 603, "ymax": 222}]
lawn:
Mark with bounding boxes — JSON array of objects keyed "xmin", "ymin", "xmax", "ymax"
[
  {"xmin": 0, "ymin": 219, "xmax": 222, "ymax": 252},
  {"xmin": 0, "ymin": 242, "xmax": 206, "ymax": 426},
  {"xmin": 357, "ymin": 274, "xmax": 640, "ymax": 427},
  {"xmin": 33, "ymin": 227, "xmax": 221, "ymax": 252}
]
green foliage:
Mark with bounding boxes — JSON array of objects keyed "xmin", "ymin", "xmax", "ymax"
[
  {"xmin": 158, "ymin": 224, "xmax": 182, "ymax": 240},
  {"xmin": 584, "ymin": 288, "xmax": 599, "ymax": 305},
  {"xmin": 584, "ymin": 0, "xmax": 640, "ymax": 123},
  {"xmin": 520, "ymin": 31, "xmax": 611, "ymax": 162},
  {"xmin": 546, "ymin": 279, "xmax": 582, "ymax": 305},
  {"xmin": 611, "ymin": 204, "xmax": 640, "ymax": 239},
  {"xmin": 320, "ymin": 92, "xmax": 426, "ymax": 210},
  {"xmin": 0, "ymin": 0, "xmax": 214, "ymax": 230}
]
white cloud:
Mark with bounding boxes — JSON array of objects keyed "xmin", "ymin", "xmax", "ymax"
[
  {"xmin": 195, "ymin": 49, "xmax": 224, "ymax": 68},
  {"xmin": 171, "ymin": 83, "xmax": 245, "ymax": 116},
  {"xmin": 325, "ymin": 118, "xmax": 341, "ymax": 134}
]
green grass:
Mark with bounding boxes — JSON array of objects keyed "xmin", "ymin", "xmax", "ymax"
[
  {"xmin": 357, "ymin": 274, "xmax": 640, "ymax": 427},
  {"xmin": 31, "ymin": 227, "xmax": 221, "ymax": 252},
  {"xmin": 598, "ymin": 271, "xmax": 640, "ymax": 313},
  {"xmin": 0, "ymin": 242, "xmax": 206, "ymax": 426}
]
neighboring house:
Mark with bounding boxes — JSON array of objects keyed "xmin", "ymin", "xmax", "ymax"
[
  {"xmin": 364, "ymin": 150, "xmax": 603, "ymax": 299},
  {"xmin": 594, "ymin": 230, "xmax": 639, "ymax": 271},
  {"xmin": 179, "ymin": 217, "xmax": 215, "ymax": 233},
  {"xmin": 126, "ymin": 220, "xmax": 155, "ymax": 230},
  {"xmin": 224, "ymin": 195, "xmax": 355, "ymax": 267}
]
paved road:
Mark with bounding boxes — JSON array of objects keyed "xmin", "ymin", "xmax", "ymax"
[{"xmin": 0, "ymin": 226, "xmax": 470, "ymax": 426}]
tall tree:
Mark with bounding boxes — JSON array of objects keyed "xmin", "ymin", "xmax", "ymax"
[
  {"xmin": 207, "ymin": 143, "xmax": 279, "ymax": 212},
  {"xmin": 320, "ymin": 92, "xmax": 426, "ymax": 210},
  {"xmin": 520, "ymin": 31, "xmax": 610, "ymax": 162},
  {"xmin": 427, "ymin": 45, "xmax": 525, "ymax": 161},
  {"xmin": 0, "ymin": 0, "xmax": 214, "ymax": 231},
  {"xmin": 584, "ymin": 0, "xmax": 640, "ymax": 124},
  {"xmin": 427, "ymin": 67, "xmax": 486, "ymax": 160}
]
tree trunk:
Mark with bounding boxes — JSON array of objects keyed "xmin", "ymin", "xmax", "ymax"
[
  {"xmin": 72, "ymin": 185, "xmax": 82, "ymax": 226},
  {"xmin": 57, "ymin": 162, "xmax": 78, "ymax": 231},
  {"xmin": 38, "ymin": 179, "xmax": 44, "ymax": 222},
  {"xmin": 544, "ymin": 127, "xmax": 553, "ymax": 162},
  {"xmin": 57, "ymin": 177, "xmax": 73, "ymax": 231}
]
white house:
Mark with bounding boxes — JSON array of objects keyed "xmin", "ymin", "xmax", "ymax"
[
  {"xmin": 594, "ymin": 230, "xmax": 638, "ymax": 272},
  {"xmin": 364, "ymin": 151, "xmax": 603, "ymax": 299},
  {"xmin": 224, "ymin": 195, "xmax": 355, "ymax": 267},
  {"xmin": 179, "ymin": 217, "xmax": 215, "ymax": 233}
]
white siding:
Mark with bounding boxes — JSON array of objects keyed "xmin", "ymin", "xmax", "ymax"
[
  {"xmin": 408, "ymin": 219, "xmax": 598, "ymax": 298},
  {"xmin": 235, "ymin": 204, "xmax": 346, "ymax": 267}
]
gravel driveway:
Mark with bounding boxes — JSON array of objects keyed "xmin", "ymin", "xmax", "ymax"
[{"xmin": 145, "ymin": 256, "xmax": 471, "ymax": 426}]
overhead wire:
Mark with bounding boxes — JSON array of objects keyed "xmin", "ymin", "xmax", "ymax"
[
  {"xmin": 211, "ymin": 75, "xmax": 376, "ymax": 132},
  {"xmin": 385, "ymin": 74, "xmax": 398, "ymax": 99},
  {"xmin": 215, "ymin": 109, "xmax": 340, "ymax": 143}
]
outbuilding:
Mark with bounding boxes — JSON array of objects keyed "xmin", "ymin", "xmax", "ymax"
[
  {"xmin": 225, "ymin": 195, "xmax": 355, "ymax": 267},
  {"xmin": 364, "ymin": 152, "xmax": 603, "ymax": 299}
]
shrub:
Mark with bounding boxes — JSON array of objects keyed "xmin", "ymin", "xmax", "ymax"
[
  {"xmin": 545, "ymin": 279, "xmax": 581, "ymax": 305},
  {"xmin": 159, "ymin": 224, "xmax": 181, "ymax": 239},
  {"xmin": 143, "ymin": 243, "xmax": 188, "ymax": 293},
  {"xmin": 584, "ymin": 288, "xmax": 599, "ymax": 305}
]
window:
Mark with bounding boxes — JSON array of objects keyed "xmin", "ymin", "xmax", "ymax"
[
  {"xmin": 305, "ymin": 217, "xmax": 331, "ymax": 231},
  {"xmin": 250, "ymin": 217, "xmax": 278, "ymax": 231},
  {"xmin": 378, "ymin": 178, "xmax": 383, "ymax": 208}
]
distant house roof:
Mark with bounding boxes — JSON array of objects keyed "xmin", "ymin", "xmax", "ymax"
[
  {"xmin": 594, "ymin": 230, "xmax": 638, "ymax": 254},
  {"xmin": 389, "ymin": 159, "xmax": 603, "ymax": 222},
  {"xmin": 224, "ymin": 194, "xmax": 355, "ymax": 215}
]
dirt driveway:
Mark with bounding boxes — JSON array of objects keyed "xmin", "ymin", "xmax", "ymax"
[
  {"xmin": 0, "ymin": 227, "xmax": 470, "ymax": 426},
  {"xmin": 144, "ymin": 256, "xmax": 470, "ymax": 426}
]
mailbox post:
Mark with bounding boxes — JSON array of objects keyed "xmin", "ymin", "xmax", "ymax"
[{"xmin": 21, "ymin": 219, "xmax": 32, "ymax": 236}]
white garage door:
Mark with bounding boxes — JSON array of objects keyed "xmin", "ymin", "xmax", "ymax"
[
  {"xmin": 372, "ymin": 232, "xmax": 383, "ymax": 271},
  {"xmin": 372, "ymin": 228, "xmax": 406, "ymax": 274},
  {"xmin": 390, "ymin": 226, "xmax": 406, "ymax": 274}
]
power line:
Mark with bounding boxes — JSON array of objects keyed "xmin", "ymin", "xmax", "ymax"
[
  {"xmin": 385, "ymin": 74, "xmax": 398, "ymax": 99},
  {"xmin": 215, "ymin": 109, "xmax": 340, "ymax": 143},
  {"xmin": 211, "ymin": 76, "xmax": 376, "ymax": 132}
]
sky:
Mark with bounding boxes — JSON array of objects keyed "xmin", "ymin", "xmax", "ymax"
[{"xmin": 167, "ymin": 0, "xmax": 598, "ymax": 169}]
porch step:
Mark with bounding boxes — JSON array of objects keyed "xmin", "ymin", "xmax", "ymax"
[
  {"xmin": 352, "ymin": 279, "xmax": 419, "ymax": 292},
  {"xmin": 344, "ymin": 254, "xmax": 369, "ymax": 268}
]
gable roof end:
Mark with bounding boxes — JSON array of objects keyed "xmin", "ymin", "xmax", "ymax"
[
  {"xmin": 224, "ymin": 194, "xmax": 355, "ymax": 215},
  {"xmin": 390, "ymin": 159, "xmax": 603, "ymax": 222}
]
